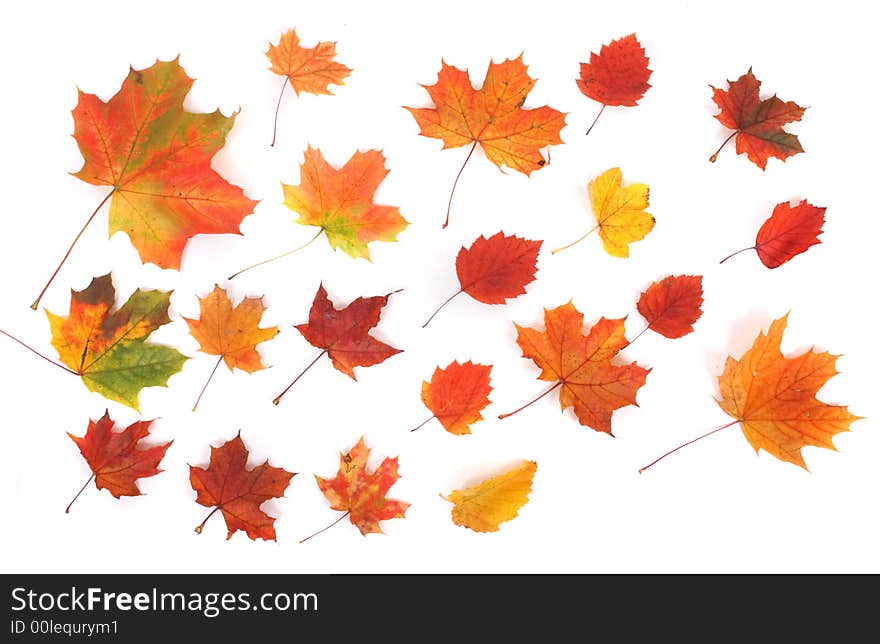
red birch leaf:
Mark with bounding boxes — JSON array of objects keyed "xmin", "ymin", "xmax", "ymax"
[
  {"xmin": 423, "ymin": 232, "xmax": 541, "ymax": 327},
  {"xmin": 636, "ymin": 275, "xmax": 704, "ymax": 339},
  {"xmin": 709, "ymin": 68, "xmax": 806, "ymax": 169},
  {"xmin": 415, "ymin": 361, "xmax": 493, "ymax": 435},
  {"xmin": 66, "ymin": 411, "xmax": 171, "ymax": 513},
  {"xmin": 190, "ymin": 433, "xmax": 295, "ymax": 541},
  {"xmin": 274, "ymin": 284, "xmax": 402, "ymax": 404},
  {"xmin": 577, "ymin": 34, "xmax": 652, "ymax": 135},
  {"xmin": 720, "ymin": 200, "xmax": 825, "ymax": 268},
  {"xmin": 306, "ymin": 436, "xmax": 409, "ymax": 540}
]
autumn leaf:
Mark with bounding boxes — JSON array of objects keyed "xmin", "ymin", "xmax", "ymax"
[
  {"xmin": 43, "ymin": 274, "xmax": 187, "ymax": 410},
  {"xmin": 406, "ymin": 56, "xmax": 566, "ymax": 226},
  {"xmin": 501, "ymin": 302, "xmax": 649, "ymax": 433},
  {"xmin": 720, "ymin": 200, "xmax": 825, "ymax": 268},
  {"xmin": 553, "ymin": 167, "xmax": 654, "ymax": 257},
  {"xmin": 183, "ymin": 285, "xmax": 279, "ymax": 411},
  {"xmin": 640, "ymin": 315, "xmax": 862, "ymax": 472},
  {"xmin": 635, "ymin": 275, "xmax": 704, "ymax": 339},
  {"xmin": 266, "ymin": 28, "xmax": 351, "ymax": 146},
  {"xmin": 413, "ymin": 361, "xmax": 493, "ymax": 434},
  {"xmin": 577, "ymin": 33, "xmax": 652, "ymax": 135},
  {"xmin": 230, "ymin": 147, "xmax": 408, "ymax": 278},
  {"xmin": 274, "ymin": 284, "xmax": 402, "ymax": 404},
  {"xmin": 304, "ymin": 436, "xmax": 408, "ymax": 541},
  {"xmin": 33, "ymin": 59, "xmax": 257, "ymax": 310},
  {"xmin": 709, "ymin": 68, "xmax": 806, "ymax": 169},
  {"xmin": 423, "ymin": 232, "xmax": 541, "ymax": 327},
  {"xmin": 444, "ymin": 461, "xmax": 536, "ymax": 532},
  {"xmin": 66, "ymin": 410, "xmax": 171, "ymax": 513},
  {"xmin": 190, "ymin": 432, "xmax": 295, "ymax": 541}
]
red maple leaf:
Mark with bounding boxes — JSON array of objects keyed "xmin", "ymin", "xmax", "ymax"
[
  {"xmin": 709, "ymin": 68, "xmax": 806, "ymax": 169},
  {"xmin": 720, "ymin": 200, "xmax": 825, "ymax": 268},
  {"xmin": 577, "ymin": 33, "xmax": 652, "ymax": 134},
  {"xmin": 274, "ymin": 284, "xmax": 402, "ymax": 404},
  {"xmin": 423, "ymin": 232, "xmax": 541, "ymax": 327},
  {"xmin": 635, "ymin": 275, "xmax": 704, "ymax": 339},
  {"xmin": 190, "ymin": 433, "xmax": 295, "ymax": 541},
  {"xmin": 66, "ymin": 410, "xmax": 171, "ymax": 513}
]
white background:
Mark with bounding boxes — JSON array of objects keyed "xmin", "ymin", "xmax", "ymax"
[{"xmin": 1, "ymin": 0, "xmax": 877, "ymax": 573}]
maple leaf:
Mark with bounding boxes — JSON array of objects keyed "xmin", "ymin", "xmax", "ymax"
[
  {"xmin": 553, "ymin": 167, "xmax": 654, "ymax": 257},
  {"xmin": 229, "ymin": 148, "xmax": 408, "ymax": 279},
  {"xmin": 66, "ymin": 410, "xmax": 171, "ymax": 513},
  {"xmin": 577, "ymin": 34, "xmax": 652, "ymax": 135},
  {"xmin": 305, "ymin": 436, "xmax": 409, "ymax": 540},
  {"xmin": 720, "ymin": 200, "xmax": 825, "ymax": 268},
  {"xmin": 405, "ymin": 56, "xmax": 566, "ymax": 227},
  {"xmin": 183, "ymin": 285, "xmax": 279, "ymax": 411},
  {"xmin": 413, "ymin": 361, "xmax": 493, "ymax": 435},
  {"xmin": 501, "ymin": 302, "xmax": 649, "ymax": 433},
  {"xmin": 266, "ymin": 28, "xmax": 351, "ymax": 145},
  {"xmin": 32, "ymin": 59, "xmax": 257, "ymax": 310},
  {"xmin": 709, "ymin": 68, "xmax": 806, "ymax": 169},
  {"xmin": 273, "ymin": 284, "xmax": 402, "ymax": 404},
  {"xmin": 45, "ymin": 274, "xmax": 187, "ymax": 410},
  {"xmin": 190, "ymin": 432, "xmax": 295, "ymax": 541},
  {"xmin": 444, "ymin": 461, "xmax": 536, "ymax": 532},
  {"xmin": 640, "ymin": 315, "xmax": 863, "ymax": 473},
  {"xmin": 635, "ymin": 275, "xmax": 704, "ymax": 339},
  {"xmin": 423, "ymin": 232, "xmax": 541, "ymax": 327}
]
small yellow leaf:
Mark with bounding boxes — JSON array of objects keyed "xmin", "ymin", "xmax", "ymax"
[
  {"xmin": 445, "ymin": 461, "xmax": 537, "ymax": 532},
  {"xmin": 590, "ymin": 167, "xmax": 654, "ymax": 257}
]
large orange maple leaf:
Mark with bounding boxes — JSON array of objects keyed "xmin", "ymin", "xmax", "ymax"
[
  {"xmin": 504, "ymin": 302, "xmax": 649, "ymax": 433},
  {"xmin": 406, "ymin": 56, "xmax": 566, "ymax": 226},
  {"xmin": 32, "ymin": 58, "xmax": 256, "ymax": 309}
]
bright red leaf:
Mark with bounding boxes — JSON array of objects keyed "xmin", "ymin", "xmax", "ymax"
[
  {"xmin": 721, "ymin": 200, "xmax": 825, "ymax": 268},
  {"xmin": 190, "ymin": 433, "xmax": 295, "ymax": 541},
  {"xmin": 423, "ymin": 232, "xmax": 541, "ymax": 327},
  {"xmin": 66, "ymin": 411, "xmax": 171, "ymax": 513},
  {"xmin": 636, "ymin": 275, "xmax": 704, "ymax": 339}
]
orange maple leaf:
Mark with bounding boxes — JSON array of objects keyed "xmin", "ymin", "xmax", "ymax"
[
  {"xmin": 66, "ymin": 411, "xmax": 171, "ymax": 513},
  {"xmin": 183, "ymin": 285, "xmax": 279, "ymax": 411},
  {"xmin": 502, "ymin": 302, "xmax": 649, "ymax": 433},
  {"xmin": 306, "ymin": 436, "xmax": 409, "ymax": 540},
  {"xmin": 266, "ymin": 28, "xmax": 351, "ymax": 145},
  {"xmin": 33, "ymin": 59, "xmax": 257, "ymax": 310},
  {"xmin": 406, "ymin": 55, "xmax": 566, "ymax": 226},
  {"xmin": 414, "ymin": 361, "xmax": 493, "ymax": 435},
  {"xmin": 640, "ymin": 315, "xmax": 863, "ymax": 472},
  {"xmin": 190, "ymin": 433, "xmax": 295, "ymax": 541}
]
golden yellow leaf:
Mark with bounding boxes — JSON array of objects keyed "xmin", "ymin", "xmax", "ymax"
[{"xmin": 445, "ymin": 461, "xmax": 536, "ymax": 532}]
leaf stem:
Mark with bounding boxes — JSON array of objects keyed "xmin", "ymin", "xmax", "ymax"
[
  {"xmin": 638, "ymin": 420, "xmax": 739, "ymax": 474},
  {"xmin": 65, "ymin": 474, "xmax": 95, "ymax": 514},
  {"xmin": 624, "ymin": 324, "xmax": 651, "ymax": 348},
  {"xmin": 228, "ymin": 228, "xmax": 323, "ymax": 280},
  {"xmin": 585, "ymin": 104, "xmax": 606, "ymax": 136},
  {"xmin": 709, "ymin": 132, "xmax": 737, "ymax": 163},
  {"xmin": 422, "ymin": 290, "xmax": 462, "ymax": 328},
  {"xmin": 270, "ymin": 76, "xmax": 290, "ymax": 147},
  {"xmin": 31, "ymin": 190, "xmax": 114, "ymax": 310},
  {"xmin": 498, "ymin": 382, "xmax": 562, "ymax": 420},
  {"xmin": 444, "ymin": 141, "xmax": 478, "ymax": 228},
  {"xmin": 0, "ymin": 328, "xmax": 78, "ymax": 375},
  {"xmin": 409, "ymin": 416, "xmax": 435, "ymax": 432},
  {"xmin": 299, "ymin": 511, "xmax": 351, "ymax": 544},
  {"xmin": 194, "ymin": 506, "xmax": 221, "ymax": 534},
  {"xmin": 719, "ymin": 246, "xmax": 756, "ymax": 265},
  {"xmin": 273, "ymin": 350, "xmax": 326, "ymax": 405},
  {"xmin": 551, "ymin": 224, "xmax": 600, "ymax": 255},
  {"xmin": 192, "ymin": 356, "xmax": 224, "ymax": 412}
]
